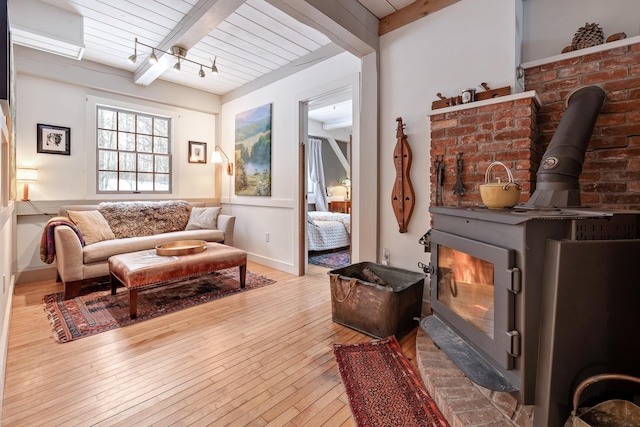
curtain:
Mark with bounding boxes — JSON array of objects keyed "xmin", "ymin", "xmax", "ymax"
[{"xmin": 308, "ymin": 137, "xmax": 328, "ymax": 211}]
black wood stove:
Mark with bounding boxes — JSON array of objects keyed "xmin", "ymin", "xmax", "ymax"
[{"xmin": 421, "ymin": 86, "xmax": 640, "ymax": 426}]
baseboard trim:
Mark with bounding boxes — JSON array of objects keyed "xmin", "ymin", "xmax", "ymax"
[
  {"xmin": 15, "ymin": 266, "xmax": 57, "ymax": 285},
  {"xmin": 247, "ymin": 254, "xmax": 296, "ymax": 275}
]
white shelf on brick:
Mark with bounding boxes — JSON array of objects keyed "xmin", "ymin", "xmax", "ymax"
[{"xmin": 427, "ymin": 91, "xmax": 541, "ymax": 117}]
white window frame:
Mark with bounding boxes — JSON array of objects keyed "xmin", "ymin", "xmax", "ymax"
[
  {"xmin": 85, "ymin": 95, "xmax": 177, "ymax": 198},
  {"xmin": 95, "ymin": 105, "xmax": 172, "ymax": 194}
]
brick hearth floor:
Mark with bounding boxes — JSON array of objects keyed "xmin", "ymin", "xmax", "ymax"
[{"xmin": 416, "ymin": 327, "xmax": 534, "ymax": 427}]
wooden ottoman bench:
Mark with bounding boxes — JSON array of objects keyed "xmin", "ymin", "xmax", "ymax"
[{"xmin": 109, "ymin": 242, "xmax": 247, "ymax": 319}]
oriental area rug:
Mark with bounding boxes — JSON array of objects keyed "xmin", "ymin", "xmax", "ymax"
[
  {"xmin": 308, "ymin": 248, "xmax": 350, "ymax": 269},
  {"xmin": 43, "ymin": 268, "xmax": 275, "ymax": 343},
  {"xmin": 334, "ymin": 336, "xmax": 450, "ymax": 427}
]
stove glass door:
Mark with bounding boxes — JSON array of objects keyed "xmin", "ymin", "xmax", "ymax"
[
  {"xmin": 437, "ymin": 246, "xmax": 494, "ymax": 338},
  {"xmin": 429, "ymin": 229, "xmax": 517, "ymax": 370}
]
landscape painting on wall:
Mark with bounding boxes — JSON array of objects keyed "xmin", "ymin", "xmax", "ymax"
[{"xmin": 235, "ymin": 103, "xmax": 272, "ymax": 196}]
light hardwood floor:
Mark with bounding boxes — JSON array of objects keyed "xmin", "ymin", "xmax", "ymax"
[{"xmin": 2, "ymin": 262, "xmax": 418, "ymax": 426}]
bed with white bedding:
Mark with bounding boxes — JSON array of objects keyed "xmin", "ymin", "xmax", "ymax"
[{"xmin": 307, "ymin": 211, "xmax": 351, "ymax": 251}]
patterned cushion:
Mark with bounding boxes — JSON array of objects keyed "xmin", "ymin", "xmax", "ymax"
[{"xmin": 99, "ymin": 200, "xmax": 192, "ymax": 239}]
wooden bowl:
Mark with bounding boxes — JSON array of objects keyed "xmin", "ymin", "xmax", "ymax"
[{"xmin": 155, "ymin": 240, "xmax": 207, "ymax": 256}]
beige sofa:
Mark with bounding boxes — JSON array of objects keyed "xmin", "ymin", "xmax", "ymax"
[{"xmin": 48, "ymin": 200, "xmax": 235, "ymax": 299}]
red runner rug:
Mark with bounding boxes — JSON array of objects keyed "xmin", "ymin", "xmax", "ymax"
[
  {"xmin": 43, "ymin": 268, "xmax": 275, "ymax": 343},
  {"xmin": 334, "ymin": 336, "xmax": 450, "ymax": 427}
]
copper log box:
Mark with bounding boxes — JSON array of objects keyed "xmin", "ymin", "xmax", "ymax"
[{"xmin": 328, "ymin": 262, "xmax": 426, "ymax": 339}]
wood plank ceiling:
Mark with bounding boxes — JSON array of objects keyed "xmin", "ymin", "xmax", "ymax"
[{"xmin": 25, "ymin": 0, "xmax": 458, "ymax": 97}]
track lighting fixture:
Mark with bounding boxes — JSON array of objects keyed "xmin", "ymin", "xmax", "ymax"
[
  {"xmin": 128, "ymin": 38, "xmax": 220, "ymax": 77},
  {"xmin": 211, "ymin": 57, "xmax": 218, "ymax": 74},
  {"xmin": 128, "ymin": 38, "xmax": 138, "ymax": 64},
  {"xmin": 149, "ymin": 50, "xmax": 158, "ymax": 64}
]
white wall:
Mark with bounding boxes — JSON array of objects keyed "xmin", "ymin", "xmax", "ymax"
[
  {"xmin": 14, "ymin": 48, "xmax": 222, "ymax": 275},
  {"xmin": 377, "ymin": 0, "xmax": 521, "ymax": 272},
  {"xmin": 220, "ymin": 52, "xmax": 361, "ymax": 274},
  {"xmin": 522, "ymin": 0, "xmax": 640, "ymax": 62},
  {"xmin": 16, "ymin": 76, "xmax": 218, "ymax": 202}
]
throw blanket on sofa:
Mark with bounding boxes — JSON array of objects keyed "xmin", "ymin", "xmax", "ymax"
[
  {"xmin": 99, "ymin": 200, "xmax": 192, "ymax": 239},
  {"xmin": 40, "ymin": 216, "xmax": 85, "ymax": 264}
]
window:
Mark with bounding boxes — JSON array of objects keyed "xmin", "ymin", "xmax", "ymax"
[{"xmin": 96, "ymin": 106, "xmax": 171, "ymax": 193}]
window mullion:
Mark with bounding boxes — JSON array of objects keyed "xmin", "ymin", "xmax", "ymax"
[{"xmin": 96, "ymin": 106, "xmax": 171, "ymax": 194}]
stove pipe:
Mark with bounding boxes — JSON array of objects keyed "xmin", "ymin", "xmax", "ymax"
[{"xmin": 526, "ymin": 85, "xmax": 606, "ymax": 207}]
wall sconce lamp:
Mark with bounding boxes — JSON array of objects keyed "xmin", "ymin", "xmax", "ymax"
[
  {"xmin": 17, "ymin": 167, "xmax": 38, "ymax": 201},
  {"xmin": 211, "ymin": 146, "xmax": 233, "ymax": 175}
]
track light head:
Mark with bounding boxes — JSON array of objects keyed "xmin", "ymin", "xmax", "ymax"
[
  {"xmin": 128, "ymin": 38, "xmax": 138, "ymax": 64},
  {"xmin": 149, "ymin": 50, "xmax": 158, "ymax": 64},
  {"xmin": 199, "ymin": 66, "xmax": 205, "ymax": 78},
  {"xmin": 173, "ymin": 60, "xmax": 181, "ymax": 72},
  {"xmin": 211, "ymin": 57, "xmax": 218, "ymax": 74}
]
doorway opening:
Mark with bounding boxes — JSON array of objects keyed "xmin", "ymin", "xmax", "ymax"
[{"xmin": 300, "ymin": 87, "xmax": 353, "ymax": 273}]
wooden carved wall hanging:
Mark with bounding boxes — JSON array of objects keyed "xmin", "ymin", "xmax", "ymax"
[{"xmin": 392, "ymin": 117, "xmax": 415, "ymax": 233}]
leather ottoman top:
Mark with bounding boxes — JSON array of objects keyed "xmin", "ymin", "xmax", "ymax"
[{"xmin": 109, "ymin": 242, "xmax": 247, "ymax": 289}]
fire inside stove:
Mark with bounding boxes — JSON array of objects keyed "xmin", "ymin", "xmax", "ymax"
[{"xmin": 437, "ymin": 246, "xmax": 494, "ymax": 339}]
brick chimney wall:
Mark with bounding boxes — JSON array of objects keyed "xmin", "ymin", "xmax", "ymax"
[
  {"xmin": 429, "ymin": 95, "xmax": 540, "ymax": 207},
  {"xmin": 524, "ymin": 42, "xmax": 640, "ymax": 210}
]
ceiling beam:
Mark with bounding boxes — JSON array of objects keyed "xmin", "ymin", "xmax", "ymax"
[
  {"xmin": 326, "ymin": 137, "xmax": 350, "ymax": 172},
  {"xmin": 133, "ymin": 0, "xmax": 245, "ymax": 86},
  {"xmin": 378, "ymin": 0, "xmax": 461, "ymax": 36},
  {"xmin": 222, "ymin": 42, "xmax": 344, "ymax": 103},
  {"xmin": 266, "ymin": 0, "xmax": 379, "ymax": 56}
]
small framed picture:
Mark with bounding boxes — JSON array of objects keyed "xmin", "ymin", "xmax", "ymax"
[
  {"xmin": 188, "ymin": 141, "xmax": 207, "ymax": 164},
  {"xmin": 37, "ymin": 124, "xmax": 70, "ymax": 155}
]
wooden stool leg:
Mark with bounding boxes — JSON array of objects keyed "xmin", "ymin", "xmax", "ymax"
[
  {"xmin": 129, "ymin": 289, "xmax": 138, "ymax": 319},
  {"xmin": 239, "ymin": 264, "xmax": 246, "ymax": 288}
]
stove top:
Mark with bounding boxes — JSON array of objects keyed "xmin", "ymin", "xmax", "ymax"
[{"xmin": 429, "ymin": 204, "xmax": 633, "ymax": 224}]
